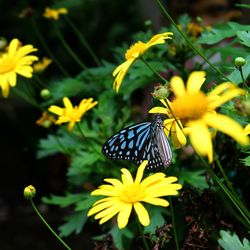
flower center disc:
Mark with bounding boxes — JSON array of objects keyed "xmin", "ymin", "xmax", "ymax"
[
  {"xmin": 171, "ymin": 91, "xmax": 208, "ymax": 120},
  {"xmin": 120, "ymin": 183, "xmax": 145, "ymax": 203}
]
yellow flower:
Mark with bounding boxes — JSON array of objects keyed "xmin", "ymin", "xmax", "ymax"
[
  {"xmin": 187, "ymin": 22, "xmax": 203, "ymax": 38},
  {"xmin": 36, "ymin": 112, "xmax": 56, "ymax": 128},
  {"xmin": 33, "ymin": 57, "xmax": 52, "ymax": 72},
  {"xmin": 150, "ymin": 71, "xmax": 249, "ymax": 162},
  {"xmin": 87, "ymin": 160, "xmax": 182, "ymax": 229},
  {"xmin": 43, "ymin": 7, "xmax": 68, "ymax": 20},
  {"xmin": 48, "ymin": 97, "xmax": 98, "ymax": 130},
  {"xmin": 243, "ymin": 124, "xmax": 250, "ymax": 135},
  {"xmin": 0, "ymin": 38, "xmax": 38, "ymax": 98},
  {"xmin": 113, "ymin": 32, "xmax": 173, "ymax": 92}
]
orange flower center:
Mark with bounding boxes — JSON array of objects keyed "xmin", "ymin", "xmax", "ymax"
[
  {"xmin": 64, "ymin": 107, "xmax": 82, "ymax": 122},
  {"xmin": 120, "ymin": 183, "xmax": 145, "ymax": 203},
  {"xmin": 0, "ymin": 57, "xmax": 15, "ymax": 74},
  {"xmin": 171, "ymin": 91, "xmax": 208, "ymax": 120},
  {"xmin": 125, "ymin": 42, "xmax": 147, "ymax": 60}
]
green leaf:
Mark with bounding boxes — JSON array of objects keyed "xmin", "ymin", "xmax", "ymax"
[
  {"xmin": 218, "ymin": 230, "xmax": 250, "ymax": 250},
  {"xmin": 42, "ymin": 193, "xmax": 85, "ymax": 208},
  {"xmin": 236, "ymin": 31, "xmax": 250, "ymax": 47},
  {"xmin": 110, "ymin": 226, "xmax": 134, "ymax": 250},
  {"xmin": 68, "ymin": 150, "xmax": 101, "ymax": 176},
  {"xmin": 198, "ymin": 25, "xmax": 235, "ymax": 45},
  {"xmin": 37, "ymin": 129, "xmax": 82, "ymax": 158},
  {"xmin": 241, "ymin": 152, "xmax": 250, "ymax": 167},
  {"xmin": 144, "ymin": 206, "xmax": 166, "ymax": 235},
  {"xmin": 59, "ymin": 211, "xmax": 87, "ymax": 237},
  {"xmin": 178, "ymin": 170, "xmax": 209, "ymax": 189}
]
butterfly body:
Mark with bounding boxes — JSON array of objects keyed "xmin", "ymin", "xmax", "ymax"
[{"xmin": 102, "ymin": 115, "xmax": 172, "ymax": 170}]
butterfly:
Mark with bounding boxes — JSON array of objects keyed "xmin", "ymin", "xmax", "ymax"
[{"xmin": 102, "ymin": 114, "xmax": 172, "ymax": 170}]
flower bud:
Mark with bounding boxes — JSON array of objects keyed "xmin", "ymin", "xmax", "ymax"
[
  {"xmin": 144, "ymin": 20, "xmax": 152, "ymax": 27},
  {"xmin": 40, "ymin": 89, "xmax": 51, "ymax": 100},
  {"xmin": 234, "ymin": 57, "xmax": 246, "ymax": 68},
  {"xmin": 196, "ymin": 16, "xmax": 202, "ymax": 23},
  {"xmin": 0, "ymin": 37, "xmax": 7, "ymax": 50},
  {"xmin": 152, "ymin": 84, "xmax": 170, "ymax": 99},
  {"xmin": 24, "ymin": 185, "xmax": 36, "ymax": 199}
]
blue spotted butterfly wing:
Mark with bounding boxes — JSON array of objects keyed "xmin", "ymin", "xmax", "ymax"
[{"xmin": 102, "ymin": 115, "xmax": 172, "ymax": 170}]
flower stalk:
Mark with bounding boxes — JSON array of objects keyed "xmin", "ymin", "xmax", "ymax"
[
  {"xmin": 30, "ymin": 199, "xmax": 72, "ymax": 250},
  {"xmin": 156, "ymin": 0, "xmax": 231, "ymax": 82}
]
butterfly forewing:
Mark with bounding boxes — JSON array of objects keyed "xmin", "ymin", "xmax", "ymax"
[{"xmin": 102, "ymin": 122, "xmax": 152, "ymax": 163}]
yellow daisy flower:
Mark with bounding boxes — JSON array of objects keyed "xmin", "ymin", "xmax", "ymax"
[
  {"xmin": 150, "ymin": 71, "xmax": 249, "ymax": 162},
  {"xmin": 36, "ymin": 112, "xmax": 56, "ymax": 128},
  {"xmin": 87, "ymin": 160, "xmax": 182, "ymax": 229},
  {"xmin": 243, "ymin": 124, "xmax": 250, "ymax": 135},
  {"xmin": 113, "ymin": 32, "xmax": 173, "ymax": 92},
  {"xmin": 43, "ymin": 7, "xmax": 68, "ymax": 20},
  {"xmin": 48, "ymin": 97, "xmax": 98, "ymax": 131},
  {"xmin": 0, "ymin": 38, "xmax": 38, "ymax": 98},
  {"xmin": 33, "ymin": 57, "xmax": 52, "ymax": 72}
]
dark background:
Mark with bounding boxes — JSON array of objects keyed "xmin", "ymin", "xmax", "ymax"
[{"xmin": 0, "ymin": 0, "xmax": 249, "ymax": 249}]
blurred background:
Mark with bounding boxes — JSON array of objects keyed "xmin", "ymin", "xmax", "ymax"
[{"xmin": 0, "ymin": 0, "xmax": 249, "ymax": 249}]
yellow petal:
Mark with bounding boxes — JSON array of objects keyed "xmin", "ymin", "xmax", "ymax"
[
  {"xmin": 204, "ymin": 113, "xmax": 250, "ymax": 145},
  {"xmin": 208, "ymin": 82, "xmax": 235, "ymax": 96},
  {"xmin": 133, "ymin": 202, "xmax": 150, "ymax": 227},
  {"xmin": 170, "ymin": 76, "xmax": 186, "ymax": 97},
  {"xmin": 148, "ymin": 106, "xmax": 168, "ymax": 114},
  {"xmin": 8, "ymin": 38, "xmax": 19, "ymax": 57},
  {"xmin": 209, "ymin": 88, "xmax": 245, "ymax": 110},
  {"xmin": 146, "ymin": 32, "xmax": 173, "ymax": 48},
  {"xmin": 48, "ymin": 106, "xmax": 63, "ymax": 116},
  {"xmin": 244, "ymin": 124, "xmax": 250, "ymax": 135},
  {"xmin": 188, "ymin": 120, "xmax": 213, "ymax": 163},
  {"xmin": 104, "ymin": 178, "xmax": 123, "ymax": 188},
  {"xmin": 135, "ymin": 160, "xmax": 147, "ymax": 184},
  {"xmin": 186, "ymin": 71, "xmax": 206, "ymax": 93},
  {"xmin": 117, "ymin": 203, "xmax": 132, "ymax": 229},
  {"xmin": 112, "ymin": 59, "xmax": 134, "ymax": 93},
  {"xmin": 63, "ymin": 97, "xmax": 73, "ymax": 110},
  {"xmin": 175, "ymin": 121, "xmax": 187, "ymax": 145},
  {"xmin": 99, "ymin": 205, "xmax": 121, "ymax": 225},
  {"xmin": 141, "ymin": 173, "xmax": 166, "ymax": 188},
  {"xmin": 142, "ymin": 197, "xmax": 169, "ymax": 207},
  {"xmin": 121, "ymin": 168, "xmax": 134, "ymax": 184},
  {"xmin": 87, "ymin": 199, "xmax": 117, "ymax": 216},
  {"xmin": 94, "ymin": 202, "xmax": 122, "ymax": 219}
]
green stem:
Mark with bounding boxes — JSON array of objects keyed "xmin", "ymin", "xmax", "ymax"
[
  {"xmin": 238, "ymin": 67, "xmax": 247, "ymax": 88},
  {"xmin": 156, "ymin": 0, "xmax": 231, "ymax": 81},
  {"xmin": 136, "ymin": 217, "xmax": 150, "ymax": 250},
  {"xmin": 63, "ymin": 16, "xmax": 101, "ymax": 66},
  {"xmin": 30, "ymin": 17, "xmax": 69, "ymax": 77},
  {"xmin": 215, "ymin": 154, "xmax": 250, "ymax": 220},
  {"xmin": 30, "ymin": 199, "xmax": 72, "ymax": 250},
  {"xmin": 140, "ymin": 57, "xmax": 169, "ymax": 84},
  {"xmin": 169, "ymin": 198, "xmax": 179, "ymax": 250},
  {"xmin": 53, "ymin": 23, "xmax": 88, "ymax": 71},
  {"xmin": 198, "ymin": 154, "xmax": 250, "ymax": 227}
]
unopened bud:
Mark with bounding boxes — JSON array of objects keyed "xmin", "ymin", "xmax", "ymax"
[
  {"xmin": 234, "ymin": 57, "xmax": 246, "ymax": 68},
  {"xmin": 40, "ymin": 89, "xmax": 51, "ymax": 100},
  {"xmin": 152, "ymin": 84, "xmax": 170, "ymax": 99},
  {"xmin": 0, "ymin": 37, "xmax": 7, "ymax": 50},
  {"xmin": 24, "ymin": 185, "xmax": 36, "ymax": 199}
]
